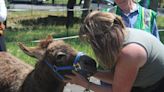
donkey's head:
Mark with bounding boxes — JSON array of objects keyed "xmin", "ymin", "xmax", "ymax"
[{"xmin": 18, "ymin": 36, "xmax": 97, "ymax": 81}]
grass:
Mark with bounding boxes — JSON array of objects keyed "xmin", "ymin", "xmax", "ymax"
[
  {"xmin": 159, "ymin": 31, "xmax": 164, "ymax": 43},
  {"xmin": 5, "ymin": 9, "xmax": 164, "ymax": 66},
  {"xmin": 7, "ymin": 42, "xmax": 37, "ymax": 65},
  {"xmin": 6, "ymin": 10, "xmax": 95, "ymax": 65},
  {"xmin": 157, "ymin": 16, "xmax": 164, "ymax": 43},
  {"xmin": 157, "ymin": 16, "xmax": 164, "ymax": 29}
]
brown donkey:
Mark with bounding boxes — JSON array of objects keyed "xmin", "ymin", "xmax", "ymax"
[{"xmin": 0, "ymin": 36, "xmax": 97, "ymax": 92}]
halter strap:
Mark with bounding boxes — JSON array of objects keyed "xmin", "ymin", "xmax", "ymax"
[
  {"xmin": 45, "ymin": 52, "xmax": 85, "ymax": 80},
  {"xmin": 73, "ymin": 52, "xmax": 85, "ymax": 64}
]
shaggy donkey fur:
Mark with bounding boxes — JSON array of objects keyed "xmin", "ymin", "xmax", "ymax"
[{"xmin": 0, "ymin": 36, "xmax": 97, "ymax": 92}]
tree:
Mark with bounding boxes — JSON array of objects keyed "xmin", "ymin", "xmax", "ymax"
[
  {"xmin": 66, "ymin": 0, "xmax": 76, "ymax": 29},
  {"xmin": 81, "ymin": 0, "xmax": 92, "ymax": 21}
]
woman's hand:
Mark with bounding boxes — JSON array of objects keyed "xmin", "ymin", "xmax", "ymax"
[
  {"xmin": 64, "ymin": 71, "xmax": 113, "ymax": 92},
  {"xmin": 64, "ymin": 71, "xmax": 89, "ymax": 88}
]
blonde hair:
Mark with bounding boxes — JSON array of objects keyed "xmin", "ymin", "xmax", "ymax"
[{"xmin": 79, "ymin": 11, "xmax": 126, "ymax": 69}]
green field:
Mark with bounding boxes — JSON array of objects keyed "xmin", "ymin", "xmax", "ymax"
[
  {"xmin": 5, "ymin": 10, "xmax": 164, "ymax": 65},
  {"xmin": 157, "ymin": 16, "xmax": 164, "ymax": 43},
  {"xmin": 6, "ymin": 11, "xmax": 94, "ymax": 65}
]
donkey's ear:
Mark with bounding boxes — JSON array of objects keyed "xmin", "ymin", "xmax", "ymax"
[
  {"xmin": 18, "ymin": 42, "xmax": 46, "ymax": 61},
  {"xmin": 39, "ymin": 35, "xmax": 53, "ymax": 48}
]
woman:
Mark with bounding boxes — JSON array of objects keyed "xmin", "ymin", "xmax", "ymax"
[{"xmin": 64, "ymin": 11, "xmax": 164, "ymax": 92}]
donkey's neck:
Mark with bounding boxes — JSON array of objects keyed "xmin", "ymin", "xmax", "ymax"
[
  {"xmin": 36, "ymin": 68, "xmax": 65, "ymax": 91},
  {"xmin": 19, "ymin": 66, "xmax": 66, "ymax": 92}
]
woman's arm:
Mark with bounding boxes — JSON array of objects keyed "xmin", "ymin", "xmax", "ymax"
[
  {"xmin": 64, "ymin": 43, "xmax": 147, "ymax": 92},
  {"xmin": 112, "ymin": 43, "xmax": 147, "ymax": 92},
  {"xmin": 93, "ymin": 70, "xmax": 114, "ymax": 84},
  {"xmin": 84, "ymin": 81, "xmax": 112, "ymax": 92},
  {"xmin": 65, "ymin": 71, "xmax": 112, "ymax": 92}
]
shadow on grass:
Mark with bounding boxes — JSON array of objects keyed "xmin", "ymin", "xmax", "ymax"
[
  {"xmin": 5, "ymin": 15, "xmax": 82, "ymax": 42},
  {"xmin": 159, "ymin": 31, "xmax": 164, "ymax": 44},
  {"xmin": 19, "ymin": 15, "xmax": 82, "ymax": 27}
]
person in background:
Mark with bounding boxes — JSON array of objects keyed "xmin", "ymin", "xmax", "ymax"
[
  {"xmin": 102, "ymin": 0, "xmax": 160, "ymax": 39},
  {"xmin": 0, "ymin": 0, "xmax": 7, "ymax": 51},
  {"xmin": 64, "ymin": 11, "xmax": 164, "ymax": 92}
]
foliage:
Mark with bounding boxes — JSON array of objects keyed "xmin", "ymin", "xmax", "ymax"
[
  {"xmin": 157, "ymin": 16, "xmax": 164, "ymax": 43},
  {"xmin": 157, "ymin": 16, "xmax": 164, "ymax": 29}
]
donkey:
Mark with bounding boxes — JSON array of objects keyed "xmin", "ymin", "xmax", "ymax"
[{"xmin": 0, "ymin": 35, "xmax": 97, "ymax": 92}]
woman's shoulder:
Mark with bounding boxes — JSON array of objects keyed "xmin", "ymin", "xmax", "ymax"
[{"xmin": 119, "ymin": 43, "xmax": 147, "ymax": 68}]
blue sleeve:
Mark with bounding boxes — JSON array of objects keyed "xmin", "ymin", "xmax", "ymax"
[{"xmin": 152, "ymin": 19, "xmax": 160, "ymax": 40}]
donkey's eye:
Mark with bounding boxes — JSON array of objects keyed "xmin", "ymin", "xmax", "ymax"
[{"xmin": 56, "ymin": 55, "xmax": 63, "ymax": 60}]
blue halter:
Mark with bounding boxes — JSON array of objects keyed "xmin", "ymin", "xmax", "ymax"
[{"xmin": 45, "ymin": 52, "xmax": 85, "ymax": 80}]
